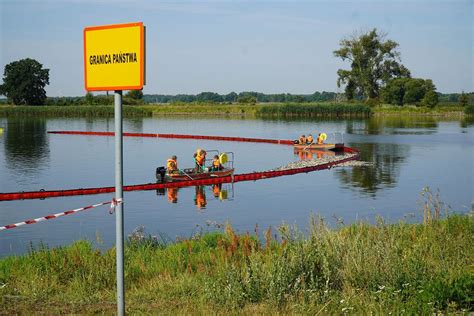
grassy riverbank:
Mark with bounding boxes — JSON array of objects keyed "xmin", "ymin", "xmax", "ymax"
[
  {"xmin": 1, "ymin": 211, "xmax": 472, "ymax": 314},
  {"xmin": 373, "ymin": 104, "xmax": 466, "ymax": 117},
  {"xmin": 1, "ymin": 103, "xmax": 470, "ymax": 119},
  {"xmin": 0, "ymin": 105, "xmax": 153, "ymax": 118}
]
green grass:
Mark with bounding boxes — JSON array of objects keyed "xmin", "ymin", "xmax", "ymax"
[
  {"xmin": 373, "ymin": 104, "xmax": 465, "ymax": 116},
  {"xmin": 1, "ymin": 201, "xmax": 472, "ymax": 313},
  {"xmin": 141, "ymin": 103, "xmax": 259, "ymax": 115}
]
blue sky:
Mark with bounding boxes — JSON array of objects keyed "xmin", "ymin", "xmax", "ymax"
[{"xmin": 1, "ymin": 0, "xmax": 472, "ymax": 96}]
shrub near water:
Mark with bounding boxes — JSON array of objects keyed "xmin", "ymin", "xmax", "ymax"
[{"xmin": 464, "ymin": 105, "xmax": 474, "ymax": 115}]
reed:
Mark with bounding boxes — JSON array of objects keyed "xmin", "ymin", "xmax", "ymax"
[
  {"xmin": 256, "ymin": 103, "xmax": 372, "ymax": 117},
  {"xmin": 1, "ymin": 196, "xmax": 471, "ymax": 314},
  {"xmin": 0, "ymin": 105, "xmax": 153, "ymax": 117},
  {"xmin": 0, "ymin": 103, "xmax": 372, "ymax": 118}
]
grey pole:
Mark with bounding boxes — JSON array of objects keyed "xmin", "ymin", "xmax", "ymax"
[{"xmin": 114, "ymin": 90, "xmax": 125, "ymax": 315}]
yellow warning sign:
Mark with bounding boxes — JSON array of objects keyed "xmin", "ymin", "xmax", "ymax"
[{"xmin": 84, "ymin": 22, "xmax": 145, "ymax": 91}]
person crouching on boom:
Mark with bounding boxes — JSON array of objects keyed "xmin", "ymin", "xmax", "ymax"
[
  {"xmin": 211, "ymin": 155, "xmax": 222, "ymax": 171},
  {"xmin": 317, "ymin": 133, "xmax": 324, "ymax": 144},
  {"xmin": 298, "ymin": 134, "xmax": 306, "ymax": 145},
  {"xmin": 167, "ymin": 155, "xmax": 179, "ymax": 174},
  {"xmin": 194, "ymin": 149, "xmax": 207, "ymax": 173}
]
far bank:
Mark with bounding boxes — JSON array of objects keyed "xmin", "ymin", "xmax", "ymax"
[{"xmin": 0, "ymin": 103, "xmax": 471, "ymax": 119}]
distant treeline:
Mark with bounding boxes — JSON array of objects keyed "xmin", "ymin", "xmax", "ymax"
[
  {"xmin": 438, "ymin": 92, "xmax": 474, "ymax": 103},
  {"xmin": 1, "ymin": 91, "xmax": 471, "ymax": 106},
  {"xmin": 143, "ymin": 91, "xmax": 339, "ymax": 104}
]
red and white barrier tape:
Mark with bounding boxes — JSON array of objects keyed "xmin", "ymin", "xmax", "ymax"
[{"xmin": 0, "ymin": 198, "xmax": 123, "ymax": 231}]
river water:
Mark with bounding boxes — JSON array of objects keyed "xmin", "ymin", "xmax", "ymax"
[{"xmin": 0, "ymin": 116, "xmax": 472, "ymax": 256}]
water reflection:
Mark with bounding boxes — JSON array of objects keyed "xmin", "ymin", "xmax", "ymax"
[
  {"xmin": 125, "ymin": 117, "xmax": 144, "ymax": 132},
  {"xmin": 84, "ymin": 117, "xmax": 111, "ymax": 132},
  {"xmin": 4, "ymin": 118, "xmax": 50, "ymax": 175},
  {"xmin": 156, "ymin": 184, "xmax": 233, "ymax": 210},
  {"xmin": 460, "ymin": 117, "xmax": 474, "ymax": 128},
  {"xmin": 346, "ymin": 116, "xmax": 439, "ymax": 135},
  {"xmin": 293, "ymin": 148, "xmax": 337, "ymax": 161},
  {"xmin": 335, "ymin": 142, "xmax": 409, "ymax": 196}
]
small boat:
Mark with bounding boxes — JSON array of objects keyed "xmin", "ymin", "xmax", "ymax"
[
  {"xmin": 156, "ymin": 150, "xmax": 235, "ymax": 183},
  {"xmin": 293, "ymin": 143, "xmax": 344, "ymax": 151},
  {"xmin": 293, "ymin": 132, "xmax": 344, "ymax": 151},
  {"xmin": 161, "ymin": 167, "xmax": 235, "ymax": 183}
]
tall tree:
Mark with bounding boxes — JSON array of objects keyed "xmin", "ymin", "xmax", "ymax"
[
  {"xmin": 0, "ymin": 58, "xmax": 50, "ymax": 105},
  {"xmin": 334, "ymin": 29, "xmax": 410, "ymax": 100}
]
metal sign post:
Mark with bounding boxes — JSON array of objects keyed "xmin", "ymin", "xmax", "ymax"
[
  {"xmin": 84, "ymin": 22, "xmax": 145, "ymax": 315},
  {"xmin": 114, "ymin": 90, "xmax": 124, "ymax": 315}
]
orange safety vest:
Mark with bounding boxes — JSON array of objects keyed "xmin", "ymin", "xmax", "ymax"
[
  {"xmin": 195, "ymin": 154, "xmax": 205, "ymax": 166},
  {"xmin": 306, "ymin": 135, "xmax": 313, "ymax": 143},
  {"xmin": 299, "ymin": 136, "xmax": 306, "ymax": 144},
  {"xmin": 212, "ymin": 158, "xmax": 220, "ymax": 168},
  {"xmin": 317, "ymin": 136, "xmax": 323, "ymax": 144},
  {"xmin": 167, "ymin": 159, "xmax": 177, "ymax": 171}
]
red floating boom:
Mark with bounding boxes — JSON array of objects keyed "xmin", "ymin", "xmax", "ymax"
[
  {"xmin": 0, "ymin": 147, "xmax": 359, "ymax": 201},
  {"xmin": 47, "ymin": 130, "xmax": 295, "ymax": 145}
]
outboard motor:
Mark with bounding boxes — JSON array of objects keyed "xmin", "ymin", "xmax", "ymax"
[{"xmin": 156, "ymin": 166, "xmax": 167, "ymax": 183}]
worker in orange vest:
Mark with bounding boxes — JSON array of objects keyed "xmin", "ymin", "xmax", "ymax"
[
  {"xmin": 210, "ymin": 155, "xmax": 222, "ymax": 171},
  {"xmin": 298, "ymin": 135, "xmax": 306, "ymax": 144},
  {"xmin": 167, "ymin": 155, "xmax": 178, "ymax": 174},
  {"xmin": 317, "ymin": 133, "xmax": 324, "ymax": 144},
  {"xmin": 306, "ymin": 134, "xmax": 314, "ymax": 144},
  {"xmin": 194, "ymin": 149, "xmax": 207, "ymax": 173}
]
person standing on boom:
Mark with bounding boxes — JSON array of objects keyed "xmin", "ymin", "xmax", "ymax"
[
  {"xmin": 194, "ymin": 149, "xmax": 207, "ymax": 173},
  {"xmin": 167, "ymin": 155, "xmax": 179, "ymax": 174}
]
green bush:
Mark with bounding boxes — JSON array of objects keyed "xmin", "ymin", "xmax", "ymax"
[
  {"xmin": 365, "ymin": 98, "xmax": 380, "ymax": 107},
  {"xmin": 422, "ymin": 90, "xmax": 439, "ymax": 108},
  {"xmin": 464, "ymin": 105, "xmax": 474, "ymax": 115},
  {"xmin": 381, "ymin": 78, "xmax": 438, "ymax": 107}
]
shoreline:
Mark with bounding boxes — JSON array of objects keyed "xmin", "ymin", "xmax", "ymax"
[
  {"xmin": 1, "ymin": 214, "xmax": 472, "ymax": 314},
  {"xmin": 0, "ymin": 103, "xmax": 469, "ymax": 119}
]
